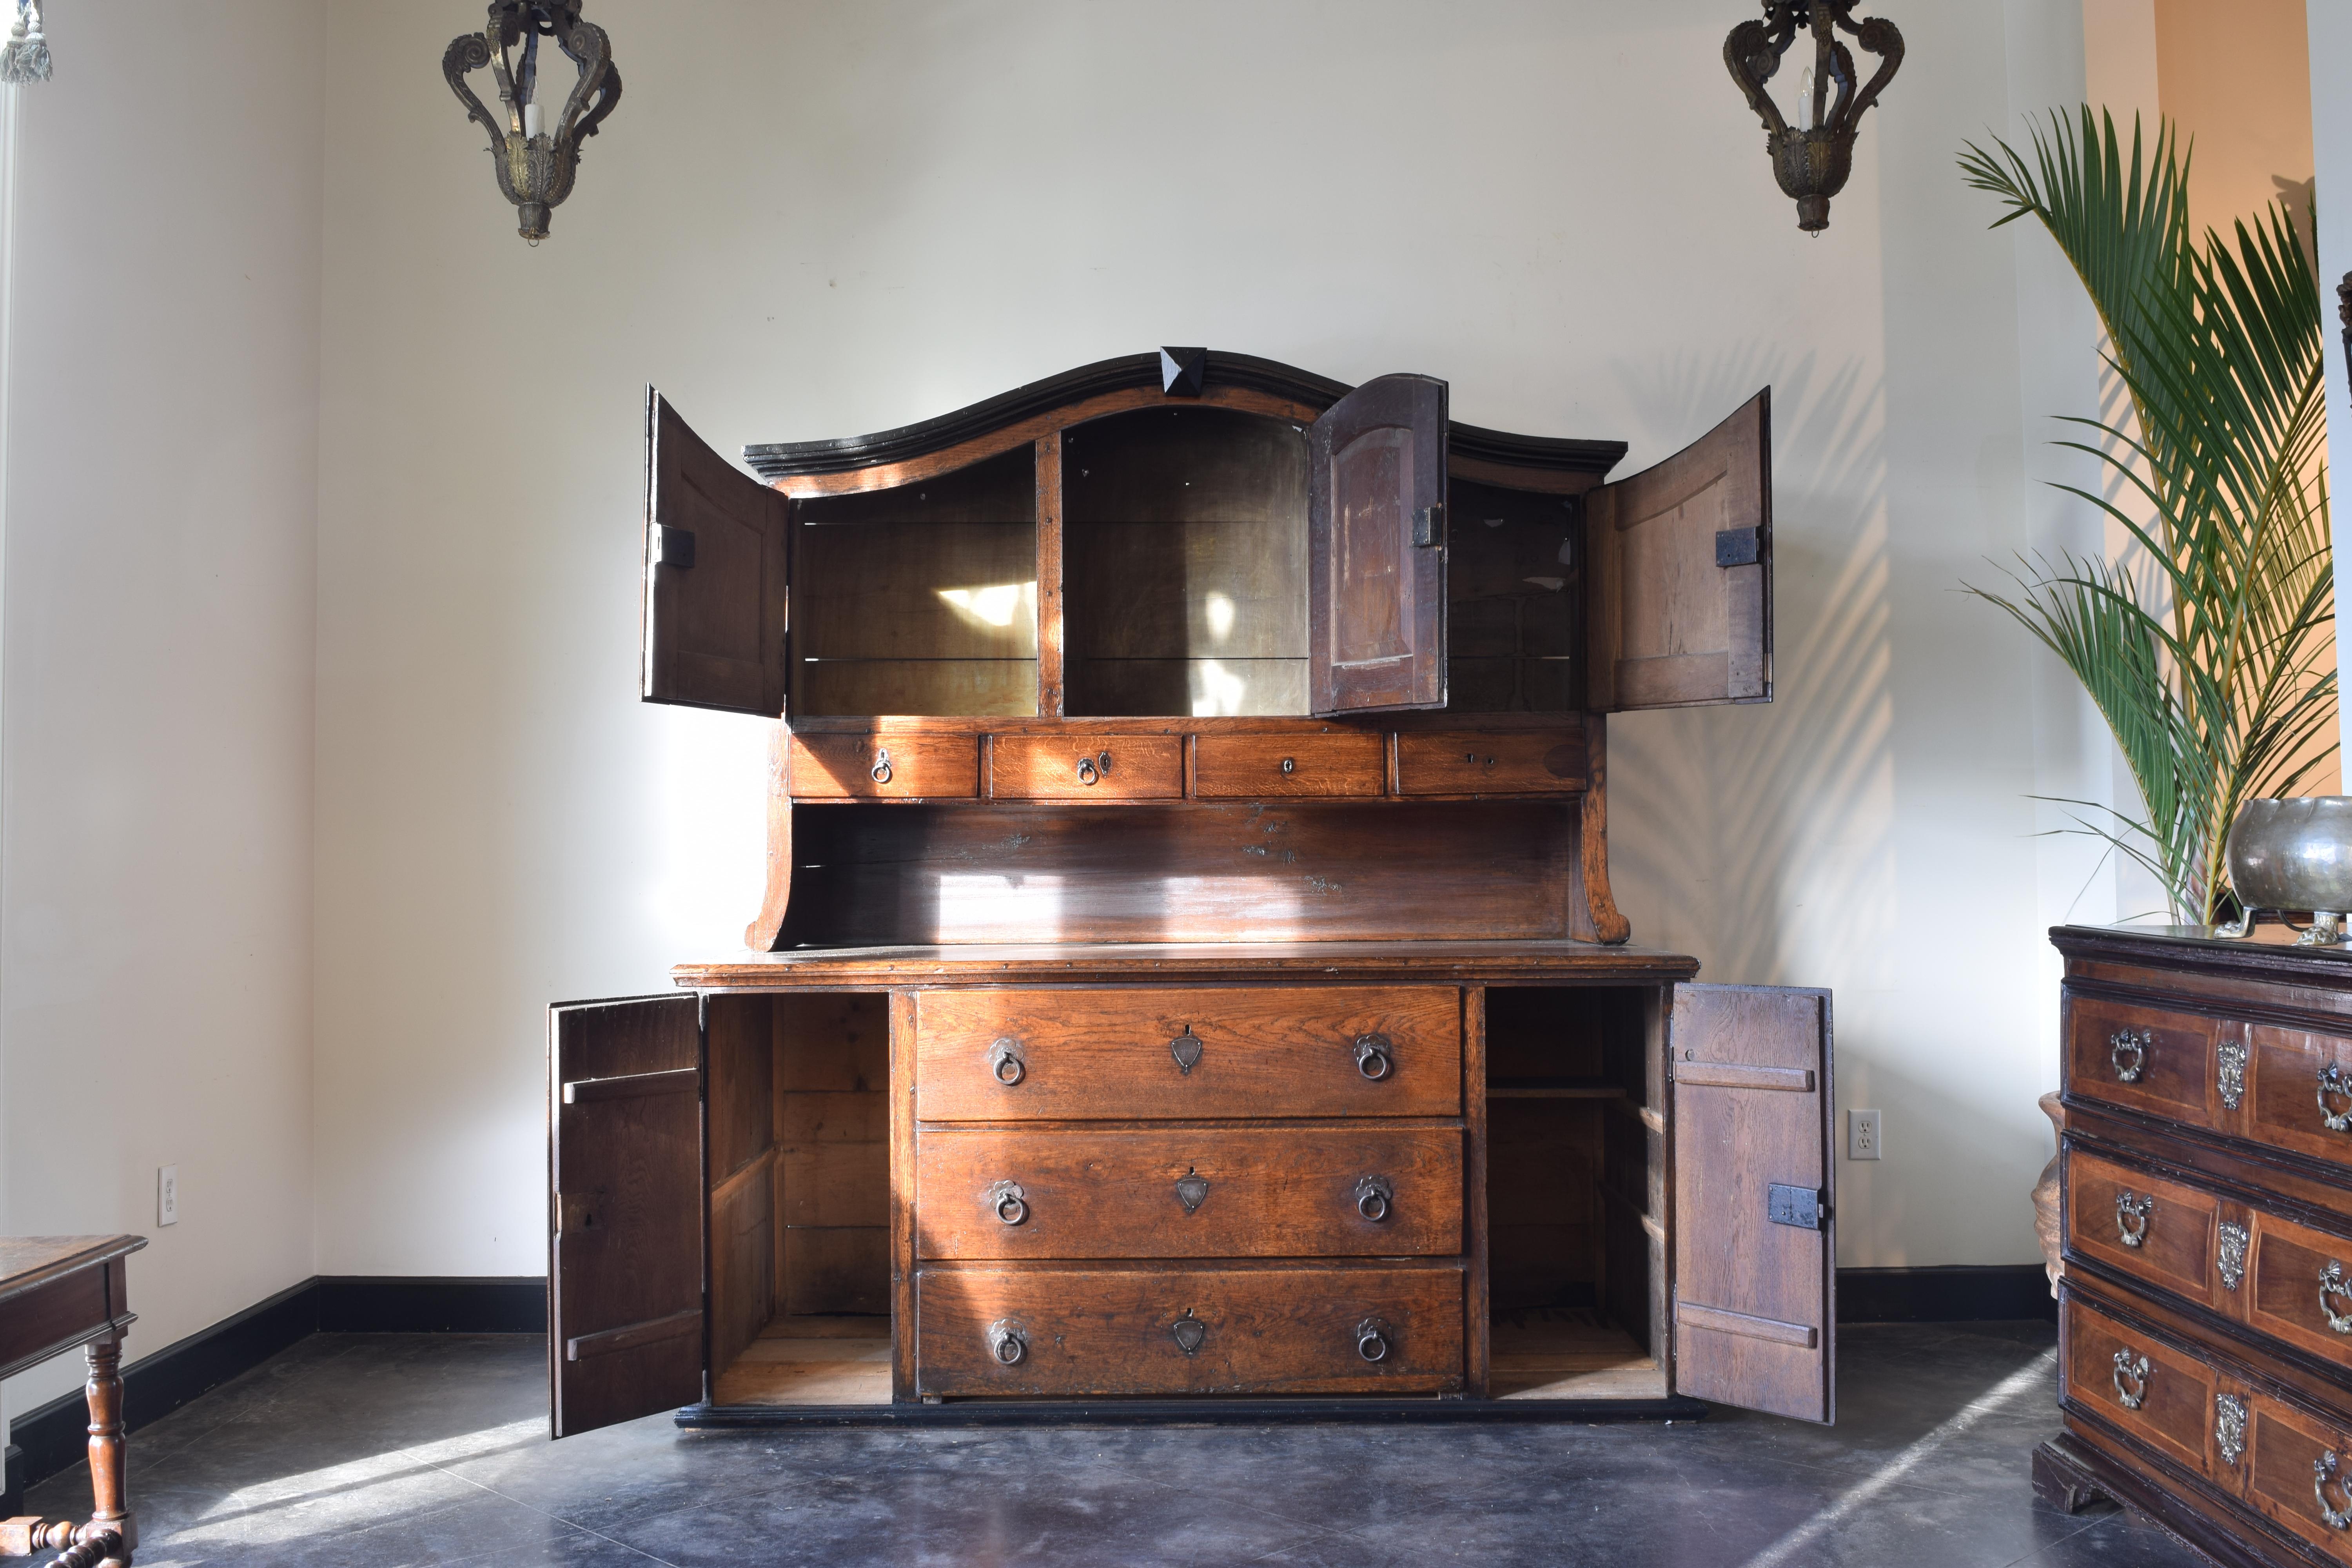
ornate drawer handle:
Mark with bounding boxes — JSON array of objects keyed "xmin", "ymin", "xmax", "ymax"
[
  {"xmin": 1174, "ymin": 1166, "xmax": 1209, "ymax": 1214},
  {"xmin": 1356, "ymin": 1316, "xmax": 1392, "ymax": 1364},
  {"xmin": 2114, "ymin": 1191, "xmax": 2153, "ymax": 1249},
  {"xmin": 1356, "ymin": 1175, "xmax": 1394, "ymax": 1222},
  {"xmin": 2321, "ymin": 1450, "xmax": 2352, "ymax": 1530},
  {"xmin": 2216, "ymin": 1392, "xmax": 2247, "ymax": 1468},
  {"xmin": 1169, "ymin": 1028, "xmax": 1203, "ymax": 1074},
  {"xmin": 2109, "ymin": 1029, "xmax": 2148, "ymax": 1083},
  {"xmin": 2217, "ymin": 1035, "xmax": 2246, "ymax": 1110},
  {"xmin": 988, "ymin": 1180, "xmax": 1027, "ymax": 1227},
  {"xmin": 1353, "ymin": 1032, "xmax": 1395, "ymax": 1081},
  {"xmin": 989, "ymin": 1037, "xmax": 1025, "ymax": 1086},
  {"xmin": 988, "ymin": 1318, "xmax": 1027, "ymax": 1366},
  {"xmin": 2322, "ymin": 1260, "xmax": 2352, "ymax": 1333},
  {"xmin": 2218, "ymin": 1222, "xmax": 2248, "ymax": 1290},
  {"xmin": 1076, "ymin": 756, "xmax": 1099, "ymax": 786},
  {"xmin": 2322, "ymin": 1064, "xmax": 2352, "ymax": 1132},
  {"xmin": 869, "ymin": 747, "xmax": 892, "ymax": 785},
  {"xmin": 2111, "ymin": 1348, "xmax": 2149, "ymax": 1410},
  {"xmin": 1171, "ymin": 1308, "xmax": 1206, "ymax": 1356}
]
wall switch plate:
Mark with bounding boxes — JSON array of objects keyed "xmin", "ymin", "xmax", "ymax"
[
  {"xmin": 1849, "ymin": 1110, "xmax": 1882, "ymax": 1161},
  {"xmin": 158, "ymin": 1165, "xmax": 179, "ymax": 1226}
]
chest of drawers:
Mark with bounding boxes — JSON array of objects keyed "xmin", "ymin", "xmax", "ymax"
[{"xmin": 2037, "ymin": 926, "xmax": 2352, "ymax": 1567}]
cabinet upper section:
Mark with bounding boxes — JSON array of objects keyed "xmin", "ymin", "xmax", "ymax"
[{"xmin": 642, "ymin": 350, "xmax": 1771, "ymax": 725}]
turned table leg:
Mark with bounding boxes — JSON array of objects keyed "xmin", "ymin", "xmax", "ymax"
[{"xmin": 79, "ymin": 1334, "xmax": 132, "ymax": 1567}]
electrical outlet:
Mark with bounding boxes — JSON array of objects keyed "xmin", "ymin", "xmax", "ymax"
[
  {"xmin": 158, "ymin": 1165, "xmax": 179, "ymax": 1226},
  {"xmin": 1849, "ymin": 1110, "xmax": 1882, "ymax": 1161}
]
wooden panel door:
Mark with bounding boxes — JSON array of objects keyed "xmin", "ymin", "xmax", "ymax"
[
  {"xmin": 1586, "ymin": 390, "xmax": 1771, "ymax": 711},
  {"xmin": 642, "ymin": 388, "xmax": 791, "ymax": 715},
  {"xmin": 548, "ymin": 994, "xmax": 705, "ymax": 1437},
  {"xmin": 1670, "ymin": 981, "xmax": 1835, "ymax": 1423},
  {"xmin": 1308, "ymin": 374, "xmax": 1448, "ymax": 715}
]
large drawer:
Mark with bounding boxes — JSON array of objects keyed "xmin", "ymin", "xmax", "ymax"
[
  {"xmin": 2248, "ymin": 1203, "xmax": 2352, "ymax": 1374},
  {"xmin": 989, "ymin": 734, "xmax": 1183, "ymax": 801},
  {"xmin": 912, "ymin": 985, "xmax": 1462, "ymax": 1121},
  {"xmin": 2062, "ymin": 1291, "xmax": 2228, "ymax": 1483},
  {"xmin": 2243, "ymin": 1389, "xmax": 2352, "ymax": 1562},
  {"xmin": 2063, "ymin": 991, "xmax": 2230, "ymax": 1133},
  {"xmin": 789, "ymin": 733, "xmax": 978, "ymax": 799},
  {"xmin": 2065, "ymin": 1149, "xmax": 2234, "ymax": 1316},
  {"xmin": 2249, "ymin": 1022, "xmax": 2352, "ymax": 1176},
  {"xmin": 914, "ymin": 1263, "xmax": 1465, "ymax": 1396},
  {"xmin": 913, "ymin": 1127, "xmax": 1463, "ymax": 1260}
]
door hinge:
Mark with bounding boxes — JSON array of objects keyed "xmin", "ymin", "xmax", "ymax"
[
  {"xmin": 1412, "ymin": 502, "xmax": 1445, "ymax": 548},
  {"xmin": 1715, "ymin": 526, "xmax": 1760, "ymax": 567},
  {"xmin": 1767, "ymin": 1183, "xmax": 1824, "ymax": 1230},
  {"xmin": 655, "ymin": 524, "xmax": 697, "ymax": 568}
]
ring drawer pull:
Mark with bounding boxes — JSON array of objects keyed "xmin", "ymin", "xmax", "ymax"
[
  {"xmin": 1171, "ymin": 1308, "xmax": 1207, "ymax": 1356},
  {"xmin": 1169, "ymin": 1028, "xmax": 1204, "ymax": 1074},
  {"xmin": 869, "ymin": 747, "xmax": 892, "ymax": 785},
  {"xmin": 1076, "ymin": 757, "xmax": 1099, "ymax": 786},
  {"xmin": 2322, "ymin": 1261, "xmax": 2352, "ymax": 1333},
  {"xmin": 2322, "ymin": 1065, "xmax": 2352, "ymax": 1132},
  {"xmin": 1353, "ymin": 1032, "xmax": 1395, "ymax": 1082},
  {"xmin": 988, "ymin": 1319, "xmax": 1027, "ymax": 1366},
  {"xmin": 2109, "ymin": 1029, "xmax": 2147, "ymax": 1083},
  {"xmin": 1356, "ymin": 1176, "xmax": 1393, "ymax": 1222},
  {"xmin": 2114, "ymin": 1191, "xmax": 2154, "ymax": 1249},
  {"xmin": 989, "ymin": 1037, "xmax": 1026, "ymax": 1086},
  {"xmin": 2218, "ymin": 1222, "xmax": 2248, "ymax": 1290},
  {"xmin": 987, "ymin": 1180, "xmax": 1027, "ymax": 1227},
  {"xmin": 2321, "ymin": 1450, "xmax": 2352, "ymax": 1530},
  {"xmin": 2111, "ymin": 1349, "xmax": 2149, "ymax": 1410},
  {"xmin": 2216, "ymin": 1393, "xmax": 2247, "ymax": 1468},
  {"xmin": 1356, "ymin": 1316, "xmax": 1392, "ymax": 1364}
]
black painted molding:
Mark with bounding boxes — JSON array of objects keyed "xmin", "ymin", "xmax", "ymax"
[
  {"xmin": 2, "ymin": 1442, "xmax": 22, "ymax": 1520},
  {"xmin": 1838, "ymin": 1264, "xmax": 2058, "ymax": 1325}
]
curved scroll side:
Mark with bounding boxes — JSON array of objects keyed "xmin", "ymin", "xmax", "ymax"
[
  {"xmin": 1722, "ymin": 19, "xmax": 1793, "ymax": 136},
  {"xmin": 552, "ymin": 16, "xmax": 617, "ymax": 144},
  {"xmin": 442, "ymin": 33, "xmax": 501, "ymax": 141},
  {"xmin": 1569, "ymin": 715, "xmax": 1632, "ymax": 945},
  {"xmin": 1840, "ymin": 15, "xmax": 1904, "ymax": 123},
  {"xmin": 744, "ymin": 721, "xmax": 795, "ymax": 951}
]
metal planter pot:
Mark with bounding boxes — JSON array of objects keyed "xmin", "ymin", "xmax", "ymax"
[{"xmin": 2225, "ymin": 797, "xmax": 2352, "ymax": 944}]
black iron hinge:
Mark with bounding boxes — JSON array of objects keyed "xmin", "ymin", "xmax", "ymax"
[{"xmin": 1767, "ymin": 1183, "xmax": 1825, "ymax": 1230}]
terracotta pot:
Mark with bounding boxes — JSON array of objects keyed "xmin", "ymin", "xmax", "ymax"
[{"xmin": 2030, "ymin": 1091, "xmax": 2065, "ymax": 1296}]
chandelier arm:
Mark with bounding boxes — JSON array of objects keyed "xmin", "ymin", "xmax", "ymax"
[
  {"xmin": 1821, "ymin": 39, "xmax": 1857, "ymax": 129},
  {"xmin": 441, "ymin": 34, "xmax": 504, "ymax": 144},
  {"xmin": 552, "ymin": 17, "xmax": 617, "ymax": 142},
  {"xmin": 1723, "ymin": 19, "xmax": 1793, "ymax": 136},
  {"xmin": 1839, "ymin": 16, "xmax": 1904, "ymax": 123}
]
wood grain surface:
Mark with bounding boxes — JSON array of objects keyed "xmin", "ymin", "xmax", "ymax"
[
  {"xmin": 987, "ymin": 733, "xmax": 1185, "ymax": 801},
  {"xmin": 2063, "ymin": 991, "xmax": 2222, "ymax": 1133},
  {"xmin": 788, "ymin": 733, "xmax": 980, "ymax": 799},
  {"xmin": 1192, "ymin": 732, "xmax": 1386, "ymax": 799}
]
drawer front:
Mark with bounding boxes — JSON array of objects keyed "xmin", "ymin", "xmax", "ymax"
[
  {"xmin": 2245, "ymin": 1392, "xmax": 2352, "ymax": 1561},
  {"xmin": 2063, "ymin": 1291, "xmax": 2221, "ymax": 1480},
  {"xmin": 788, "ymin": 733, "xmax": 978, "ymax": 799},
  {"xmin": 2063, "ymin": 992, "xmax": 2221, "ymax": 1128},
  {"xmin": 2249, "ymin": 1206, "xmax": 2352, "ymax": 1372},
  {"xmin": 915, "ymin": 1264, "xmax": 1465, "ymax": 1396},
  {"xmin": 1395, "ymin": 730, "xmax": 1584, "ymax": 796},
  {"xmin": 1194, "ymin": 733, "xmax": 1386, "ymax": 799},
  {"xmin": 989, "ymin": 734, "xmax": 1183, "ymax": 801},
  {"xmin": 914, "ymin": 1127, "xmax": 1463, "ymax": 1260},
  {"xmin": 2065, "ymin": 1149, "xmax": 2229, "ymax": 1312},
  {"xmin": 913, "ymin": 985, "xmax": 1462, "ymax": 1121},
  {"xmin": 2250, "ymin": 1024, "xmax": 2352, "ymax": 1174}
]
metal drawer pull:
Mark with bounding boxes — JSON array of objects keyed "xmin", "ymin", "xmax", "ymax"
[
  {"xmin": 869, "ymin": 747, "xmax": 892, "ymax": 785},
  {"xmin": 2217, "ymin": 1035, "xmax": 2246, "ymax": 1109},
  {"xmin": 2111, "ymin": 1349, "xmax": 2149, "ymax": 1410},
  {"xmin": 1171, "ymin": 1308, "xmax": 1206, "ymax": 1356},
  {"xmin": 2109, "ymin": 1029, "xmax": 2147, "ymax": 1083},
  {"xmin": 2114, "ymin": 1191, "xmax": 2153, "ymax": 1249},
  {"xmin": 1076, "ymin": 757, "xmax": 1099, "ymax": 786},
  {"xmin": 988, "ymin": 1319, "xmax": 1027, "ymax": 1366},
  {"xmin": 989, "ymin": 1037, "xmax": 1025, "ymax": 1086},
  {"xmin": 1174, "ymin": 1167, "xmax": 1209, "ymax": 1214},
  {"xmin": 1353, "ymin": 1032, "xmax": 1395, "ymax": 1082},
  {"xmin": 2322, "ymin": 1261, "xmax": 2352, "ymax": 1333},
  {"xmin": 2322, "ymin": 1064, "xmax": 2352, "ymax": 1132},
  {"xmin": 1169, "ymin": 1028, "xmax": 1203, "ymax": 1074},
  {"xmin": 988, "ymin": 1181, "xmax": 1027, "ymax": 1226},
  {"xmin": 2216, "ymin": 1393, "xmax": 2247, "ymax": 1468},
  {"xmin": 2217, "ymin": 1222, "xmax": 2248, "ymax": 1290},
  {"xmin": 1356, "ymin": 1316, "xmax": 1392, "ymax": 1364},
  {"xmin": 1356, "ymin": 1175, "xmax": 1393, "ymax": 1222},
  {"xmin": 2320, "ymin": 1450, "xmax": 2352, "ymax": 1530}
]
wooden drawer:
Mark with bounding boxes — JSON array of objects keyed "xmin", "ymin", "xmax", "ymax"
[
  {"xmin": 2244, "ymin": 1390, "xmax": 2352, "ymax": 1561},
  {"xmin": 913, "ymin": 1126, "xmax": 1463, "ymax": 1260},
  {"xmin": 2063, "ymin": 991, "xmax": 2227, "ymax": 1131},
  {"xmin": 1395, "ymin": 730, "xmax": 1584, "ymax": 796},
  {"xmin": 989, "ymin": 734, "xmax": 1183, "ymax": 801},
  {"xmin": 912, "ymin": 985, "xmax": 1462, "ymax": 1121},
  {"xmin": 1193, "ymin": 732, "xmax": 1386, "ymax": 799},
  {"xmin": 2249, "ymin": 1023, "xmax": 2352, "ymax": 1174},
  {"xmin": 2248, "ymin": 1205, "xmax": 2352, "ymax": 1374},
  {"xmin": 2063, "ymin": 1291, "xmax": 2225, "ymax": 1482},
  {"xmin": 2065, "ymin": 1149, "xmax": 2233, "ymax": 1315},
  {"xmin": 914, "ymin": 1264, "xmax": 1464, "ymax": 1396},
  {"xmin": 788, "ymin": 733, "xmax": 978, "ymax": 799}
]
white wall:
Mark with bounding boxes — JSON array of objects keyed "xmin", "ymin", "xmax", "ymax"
[
  {"xmin": 2316, "ymin": 4, "xmax": 2352, "ymax": 651},
  {"xmin": 0, "ymin": 2, "xmax": 323, "ymax": 1422},
  {"xmin": 312, "ymin": 0, "xmax": 2111, "ymax": 1276}
]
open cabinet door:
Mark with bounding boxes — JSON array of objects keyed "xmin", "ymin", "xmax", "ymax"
[
  {"xmin": 1586, "ymin": 390, "xmax": 1770, "ymax": 711},
  {"xmin": 1670, "ymin": 982, "xmax": 1835, "ymax": 1423},
  {"xmin": 642, "ymin": 389, "xmax": 791, "ymax": 715},
  {"xmin": 548, "ymin": 994, "xmax": 705, "ymax": 1437},
  {"xmin": 1308, "ymin": 374, "xmax": 1448, "ymax": 714}
]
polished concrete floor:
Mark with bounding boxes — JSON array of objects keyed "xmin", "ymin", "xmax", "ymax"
[{"xmin": 25, "ymin": 1322, "xmax": 2211, "ymax": 1567}]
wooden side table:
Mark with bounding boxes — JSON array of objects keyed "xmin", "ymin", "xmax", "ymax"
[{"xmin": 0, "ymin": 1236, "xmax": 145, "ymax": 1568}]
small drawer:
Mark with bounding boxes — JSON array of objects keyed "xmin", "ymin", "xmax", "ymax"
[
  {"xmin": 1395, "ymin": 730, "xmax": 1584, "ymax": 796},
  {"xmin": 2062, "ymin": 992, "xmax": 2227, "ymax": 1131},
  {"xmin": 2247, "ymin": 1206, "xmax": 2352, "ymax": 1372},
  {"xmin": 2244, "ymin": 1392, "xmax": 2352, "ymax": 1558},
  {"xmin": 2063, "ymin": 1291, "xmax": 2222, "ymax": 1481},
  {"xmin": 788, "ymin": 733, "xmax": 979, "ymax": 799},
  {"xmin": 914, "ymin": 1126, "xmax": 1463, "ymax": 1260},
  {"xmin": 1194, "ymin": 733, "xmax": 1387, "ymax": 799},
  {"xmin": 912, "ymin": 985, "xmax": 1462, "ymax": 1122},
  {"xmin": 914, "ymin": 1263, "xmax": 1465, "ymax": 1396},
  {"xmin": 989, "ymin": 734, "xmax": 1183, "ymax": 801},
  {"xmin": 2248, "ymin": 1023, "xmax": 2352, "ymax": 1174},
  {"xmin": 2064, "ymin": 1149, "xmax": 2232, "ymax": 1314}
]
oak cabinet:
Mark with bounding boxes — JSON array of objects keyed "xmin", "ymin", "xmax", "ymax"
[{"xmin": 553, "ymin": 350, "xmax": 1833, "ymax": 1436}]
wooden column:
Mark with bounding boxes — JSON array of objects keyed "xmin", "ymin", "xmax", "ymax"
[{"xmin": 1035, "ymin": 432, "xmax": 1064, "ymax": 718}]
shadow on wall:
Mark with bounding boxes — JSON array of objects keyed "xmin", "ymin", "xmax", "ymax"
[{"xmin": 1604, "ymin": 343, "xmax": 1895, "ymax": 999}]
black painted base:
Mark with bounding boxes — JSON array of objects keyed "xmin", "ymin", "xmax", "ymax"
[
  {"xmin": 2034, "ymin": 1433, "xmax": 2315, "ymax": 1568},
  {"xmin": 678, "ymin": 1394, "xmax": 1713, "ymax": 1429},
  {"xmin": 2, "ymin": 1441, "xmax": 21, "ymax": 1519}
]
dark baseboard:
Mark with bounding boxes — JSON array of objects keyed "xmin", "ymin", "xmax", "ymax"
[
  {"xmin": 318, "ymin": 1276, "xmax": 545, "ymax": 1334},
  {"xmin": 1837, "ymin": 1263, "xmax": 2058, "ymax": 1324},
  {"xmin": 3, "ymin": 1442, "xmax": 22, "ymax": 1520}
]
